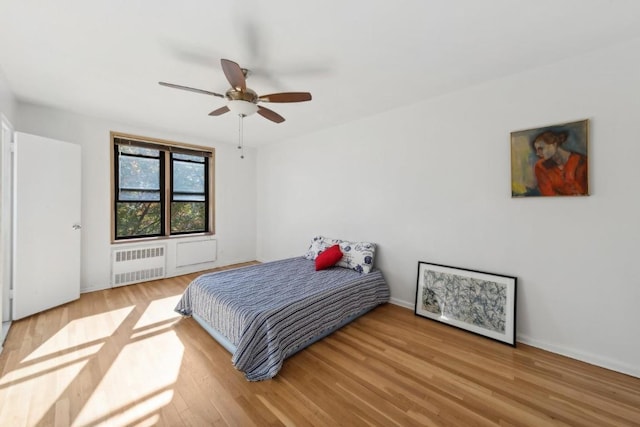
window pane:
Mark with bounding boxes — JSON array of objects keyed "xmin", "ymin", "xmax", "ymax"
[
  {"xmin": 171, "ymin": 202, "xmax": 206, "ymax": 233},
  {"xmin": 173, "ymin": 193, "xmax": 205, "ymax": 202},
  {"xmin": 173, "ymin": 160, "xmax": 204, "ymax": 193},
  {"xmin": 119, "ymin": 146, "xmax": 159, "ymax": 157},
  {"xmin": 119, "ymin": 190, "xmax": 160, "ymax": 201},
  {"xmin": 173, "ymin": 153, "xmax": 204, "ymax": 162},
  {"xmin": 119, "ymin": 155, "xmax": 160, "ymax": 191},
  {"xmin": 116, "ymin": 202, "xmax": 162, "ymax": 237}
]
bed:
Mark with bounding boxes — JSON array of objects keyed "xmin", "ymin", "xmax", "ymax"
[{"xmin": 175, "ymin": 247, "xmax": 389, "ymax": 381}]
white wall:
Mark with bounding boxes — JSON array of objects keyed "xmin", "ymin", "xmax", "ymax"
[
  {"xmin": 16, "ymin": 102, "xmax": 257, "ymax": 292},
  {"xmin": 257, "ymin": 38, "xmax": 640, "ymax": 377},
  {"xmin": 0, "ymin": 67, "xmax": 16, "ymax": 122}
]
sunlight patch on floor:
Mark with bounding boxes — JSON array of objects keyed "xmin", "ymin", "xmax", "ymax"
[
  {"xmin": 22, "ymin": 306, "xmax": 134, "ymax": 363},
  {"xmin": 133, "ymin": 295, "xmax": 182, "ymax": 330},
  {"xmin": 0, "ymin": 295, "xmax": 188, "ymax": 426},
  {"xmin": 0, "ymin": 344, "xmax": 101, "ymax": 425},
  {"xmin": 72, "ymin": 328, "xmax": 184, "ymax": 426}
]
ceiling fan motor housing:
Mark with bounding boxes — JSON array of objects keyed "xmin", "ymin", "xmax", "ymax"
[{"xmin": 226, "ymin": 88, "xmax": 258, "ymax": 103}]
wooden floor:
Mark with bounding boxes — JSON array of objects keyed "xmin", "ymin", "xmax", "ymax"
[{"xmin": 1, "ymin": 263, "xmax": 639, "ymax": 427}]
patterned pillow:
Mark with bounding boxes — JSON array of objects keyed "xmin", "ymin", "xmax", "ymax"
[
  {"xmin": 335, "ymin": 240, "xmax": 376, "ymax": 274},
  {"xmin": 304, "ymin": 236, "xmax": 376, "ymax": 274},
  {"xmin": 304, "ymin": 236, "xmax": 328, "ymax": 260},
  {"xmin": 303, "ymin": 235, "xmax": 342, "ymax": 260}
]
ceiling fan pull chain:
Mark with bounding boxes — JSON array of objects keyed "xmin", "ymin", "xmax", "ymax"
[
  {"xmin": 238, "ymin": 114, "xmax": 242, "ymax": 150},
  {"xmin": 238, "ymin": 114, "xmax": 245, "ymax": 159}
]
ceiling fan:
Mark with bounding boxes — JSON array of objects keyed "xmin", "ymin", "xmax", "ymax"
[{"xmin": 159, "ymin": 58, "xmax": 312, "ymax": 123}]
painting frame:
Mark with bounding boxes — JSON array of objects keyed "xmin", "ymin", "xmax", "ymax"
[
  {"xmin": 414, "ymin": 262, "xmax": 517, "ymax": 346},
  {"xmin": 511, "ymin": 118, "xmax": 589, "ymax": 198}
]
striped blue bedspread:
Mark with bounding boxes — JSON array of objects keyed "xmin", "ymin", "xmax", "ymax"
[{"xmin": 175, "ymin": 257, "xmax": 390, "ymax": 381}]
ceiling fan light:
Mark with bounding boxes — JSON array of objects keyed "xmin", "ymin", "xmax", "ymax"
[{"xmin": 228, "ymin": 100, "xmax": 258, "ymax": 116}]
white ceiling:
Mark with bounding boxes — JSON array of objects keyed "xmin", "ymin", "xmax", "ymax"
[{"xmin": 2, "ymin": 0, "xmax": 640, "ymax": 147}]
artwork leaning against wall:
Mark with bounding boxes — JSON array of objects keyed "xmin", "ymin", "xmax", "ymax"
[{"xmin": 414, "ymin": 261, "xmax": 517, "ymax": 346}]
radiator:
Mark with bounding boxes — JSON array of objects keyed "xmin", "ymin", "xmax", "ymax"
[{"xmin": 111, "ymin": 244, "xmax": 166, "ymax": 286}]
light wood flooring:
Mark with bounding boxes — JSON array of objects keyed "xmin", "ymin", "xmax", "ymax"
[{"xmin": 1, "ymin": 262, "xmax": 639, "ymax": 426}]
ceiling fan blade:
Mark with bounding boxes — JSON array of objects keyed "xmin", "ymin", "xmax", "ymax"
[
  {"xmin": 208, "ymin": 106, "xmax": 230, "ymax": 116},
  {"xmin": 221, "ymin": 59, "xmax": 246, "ymax": 91},
  {"xmin": 158, "ymin": 81, "xmax": 224, "ymax": 98},
  {"xmin": 258, "ymin": 92, "xmax": 312, "ymax": 103},
  {"xmin": 257, "ymin": 106, "xmax": 285, "ymax": 123}
]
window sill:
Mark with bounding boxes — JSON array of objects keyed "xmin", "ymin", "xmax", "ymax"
[{"xmin": 111, "ymin": 232, "xmax": 215, "ymax": 245}]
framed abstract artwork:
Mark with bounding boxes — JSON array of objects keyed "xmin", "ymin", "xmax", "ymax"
[
  {"xmin": 511, "ymin": 119, "xmax": 589, "ymax": 197},
  {"xmin": 415, "ymin": 262, "xmax": 517, "ymax": 346}
]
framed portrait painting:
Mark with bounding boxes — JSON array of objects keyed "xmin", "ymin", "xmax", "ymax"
[
  {"xmin": 415, "ymin": 262, "xmax": 517, "ymax": 346},
  {"xmin": 511, "ymin": 119, "xmax": 589, "ymax": 197}
]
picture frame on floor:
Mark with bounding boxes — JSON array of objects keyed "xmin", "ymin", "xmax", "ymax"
[{"xmin": 415, "ymin": 261, "xmax": 517, "ymax": 346}]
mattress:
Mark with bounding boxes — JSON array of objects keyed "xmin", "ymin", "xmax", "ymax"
[{"xmin": 175, "ymin": 257, "xmax": 390, "ymax": 380}]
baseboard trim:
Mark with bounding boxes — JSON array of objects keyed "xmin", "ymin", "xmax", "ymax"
[
  {"xmin": 81, "ymin": 284, "xmax": 112, "ymax": 294},
  {"xmin": 517, "ymin": 334, "xmax": 639, "ymax": 379},
  {"xmin": 389, "ymin": 297, "xmax": 414, "ymax": 310},
  {"xmin": 388, "ymin": 297, "xmax": 639, "ymax": 379}
]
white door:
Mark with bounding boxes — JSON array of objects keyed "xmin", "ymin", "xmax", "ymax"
[
  {"xmin": 1, "ymin": 115, "xmax": 13, "ymax": 330},
  {"xmin": 12, "ymin": 132, "xmax": 81, "ymax": 320}
]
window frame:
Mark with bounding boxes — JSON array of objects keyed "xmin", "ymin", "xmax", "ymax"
[
  {"xmin": 169, "ymin": 152, "xmax": 209, "ymax": 236},
  {"xmin": 111, "ymin": 131, "xmax": 215, "ymax": 242},
  {"xmin": 113, "ymin": 144, "xmax": 166, "ymax": 239}
]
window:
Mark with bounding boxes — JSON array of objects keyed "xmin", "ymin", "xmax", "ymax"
[
  {"xmin": 170, "ymin": 153, "xmax": 208, "ymax": 234},
  {"xmin": 112, "ymin": 132, "xmax": 214, "ymax": 241}
]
